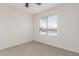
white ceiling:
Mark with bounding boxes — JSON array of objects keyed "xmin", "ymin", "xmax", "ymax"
[{"xmin": 7, "ymin": 3, "xmax": 60, "ymax": 15}]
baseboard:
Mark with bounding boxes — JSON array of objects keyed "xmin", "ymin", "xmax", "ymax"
[
  {"xmin": 34, "ymin": 40, "xmax": 79, "ymax": 54},
  {"xmin": 0, "ymin": 39, "xmax": 32, "ymax": 50}
]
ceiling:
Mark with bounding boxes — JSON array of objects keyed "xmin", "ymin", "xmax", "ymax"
[{"xmin": 7, "ymin": 3, "xmax": 60, "ymax": 15}]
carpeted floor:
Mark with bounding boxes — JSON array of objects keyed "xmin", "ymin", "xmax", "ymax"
[{"xmin": 0, "ymin": 41, "xmax": 79, "ymax": 56}]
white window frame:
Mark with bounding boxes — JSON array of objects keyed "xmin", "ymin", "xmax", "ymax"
[{"xmin": 39, "ymin": 15, "xmax": 58, "ymax": 35}]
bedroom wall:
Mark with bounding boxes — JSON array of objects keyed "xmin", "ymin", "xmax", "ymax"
[
  {"xmin": 0, "ymin": 4, "xmax": 33, "ymax": 49},
  {"xmin": 34, "ymin": 4, "xmax": 79, "ymax": 53}
]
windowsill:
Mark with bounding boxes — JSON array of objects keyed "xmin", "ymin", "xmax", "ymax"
[
  {"xmin": 39, "ymin": 32, "xmax": 58, "ymax": 36},
  {"xmin": 48, "ymin": 33, "xmax": 58, "ymax": 36}
]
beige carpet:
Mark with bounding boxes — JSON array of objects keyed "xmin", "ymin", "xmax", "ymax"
[{"xmin": 0, "ymin": 41, "xmax": 79, "ymax": 56}]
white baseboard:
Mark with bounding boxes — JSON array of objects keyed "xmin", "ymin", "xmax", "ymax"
[
  {"xmin": 0, "ymin": 39, "xmax": 32, "ymax": 50},
  {"xmin": 34, "ymin": 39, "xmax": 79, "ymax": 54}
]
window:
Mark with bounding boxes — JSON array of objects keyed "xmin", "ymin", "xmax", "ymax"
[{"xmin": 39, "ymin": 15, "xmax": 57, "ymax": 35}]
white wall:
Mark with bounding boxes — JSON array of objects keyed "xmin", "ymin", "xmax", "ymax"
[
  {"xmin": 0, "ymin": 4, "xmax": 33, "ymax": 49},
  {"xmin": 0, "ymin": 3, "xmax": 79, "ymax": 53},
  {"xmin": 34, "ymin": 4, "xmax": 79, "ymax": 53}
]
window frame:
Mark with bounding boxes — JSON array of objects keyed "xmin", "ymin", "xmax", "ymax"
[{"xmin": 39, "ymin": 14, "xmax": 58, "ymax": 35}]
